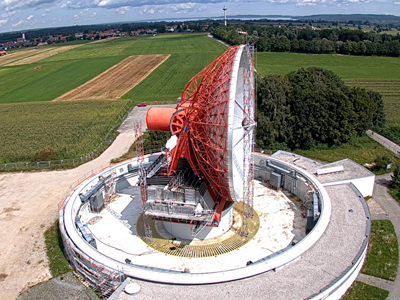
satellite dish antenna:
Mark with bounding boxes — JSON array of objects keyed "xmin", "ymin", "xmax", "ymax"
[{"xmin": 146, "ymin": 44, "xmax": 255, "ymax": 228}]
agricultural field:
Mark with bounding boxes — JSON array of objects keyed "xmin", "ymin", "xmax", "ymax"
[
  {"xmin": 54, "ymin": 54, "xmax": 170, "ymax": 101},
  {"xmin": 123, "ymin": 52, "xmax": 222, "ymax": 102},
  {"xmin": 0, "ymin": 33, "xmax": 227, "ymax": 164},
  {"xmin": 7, "ymin": 45, "xmax": 82, "ymax": 66},
  {"xmin": 256, "ymin": 52, "xmax": 400, "ymax": 127},
  {"xmin": 0, "ymin": 100, "xmax": 131, "ymax": 163},
  {"xmin": 0, "ymin": 48, "xmax": 51, "ymax": 66},
  {"xmin": 0, "ymin": 56, "xmax": 124, "ymax": 104}
]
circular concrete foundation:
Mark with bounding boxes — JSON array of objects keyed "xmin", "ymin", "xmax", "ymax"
[{"xmin": 59, "ymin": 152, "xmax": 371, "ymax": 300}]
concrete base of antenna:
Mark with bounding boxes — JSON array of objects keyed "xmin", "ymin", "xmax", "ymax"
[{"xmin": 59, "ymin": 152, "xmax": 372, "ymax": 300}]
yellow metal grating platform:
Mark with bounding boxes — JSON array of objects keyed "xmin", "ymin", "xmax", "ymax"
[{"xmin": 136, "ymin": 203, "xmax": 260, "ymax": 258}]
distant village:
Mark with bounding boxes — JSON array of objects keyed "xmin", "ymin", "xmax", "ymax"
[{"xmin": 0, "ymin": 23, "xmax": 210, "ymax": 54}]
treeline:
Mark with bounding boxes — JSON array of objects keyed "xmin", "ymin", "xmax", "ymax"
[
  {"xmin": 256, "ymin": 67, "xmax": 385, "ymax": 150},
  {"xmin": 211, "ymin": 25, "xmax": 400, "ymax": 56}
]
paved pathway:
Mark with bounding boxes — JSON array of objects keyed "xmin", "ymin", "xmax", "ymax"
[
  {"xmin": 357, "ymin": 273, "xmax": 394, "ymax": 292},
  {"xmin": 367, "ymin": 130, "xmax": 400, "ymax": 157}
]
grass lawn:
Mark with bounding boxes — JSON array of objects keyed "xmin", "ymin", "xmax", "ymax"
[
  {"xmin": 44, "ymin": 220, "xmax": 71, "ymax": 277},
  {"xmin": 390, "ymin": 186, "xmax": 400, "ymax": 204},
  {"xmin": 120, "ymin": 33, "xmax": 227, "ymax": 55},
  {"xmin": 341, "ymin": 281, "xmax": 389, "ymax": 300},
  {"xmin": 292, "ymin": 135, "xmax": 400, "ymax": 168},
  {"xmin": 42, "ymin": 38, "xmax": 138, "ymax": 61},
  {"xmin": 0, "ymin": 99, "xmax": 131, "ymax": 163},
  {"xmin": 255, "ymin": 52, "xmax": 400, "ymax": 80},
  {"xmin": 361, "ymin": 220, "xmax": 399, "ymax": 281}
]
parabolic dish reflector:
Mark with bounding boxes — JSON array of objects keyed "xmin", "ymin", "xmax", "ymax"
[{"xmin": 179, "ymin": 44, "xmax": 255, "ymax": 203}]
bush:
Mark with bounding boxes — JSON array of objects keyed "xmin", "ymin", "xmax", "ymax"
[{"xmin": 374, "ymin": 154, "xmax": 391, "ymax": 170}]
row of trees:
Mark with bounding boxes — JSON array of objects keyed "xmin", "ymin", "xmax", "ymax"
[
  {"xmin": 256, "ymin": 67, "xmax": 385, "ymax": 150},
  {"xmin": 211, "ymin": 26, "xmax": 400, "ymax": 56}
]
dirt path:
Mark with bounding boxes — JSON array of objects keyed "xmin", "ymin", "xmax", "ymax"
[
  {"xmin": 0, "ymin": 106, "xmax": 152, "ymax": 300},
  {"xmin": 6, "ymin": 45, "xmax": 82, "ymax": 66},
  {"xmin": 53, "ymin": 54, "xmax": 169, "ymax": 101},
  {"xmin": 88, "ymin": 37, "xmax": 120, "ymax": 44}
]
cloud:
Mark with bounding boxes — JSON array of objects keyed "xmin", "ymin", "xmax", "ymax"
[
  {"xmin": 198, "ymin": 5, "xmax": 208, "ymax": 11},
  {"xmin": 12, "ymin": 19, "xmax": 24, "ymax": 27},
  {"xmin": 171, "ymin": 2, "xmax": 195, "ymax": 12},
  {"xmin": 0, "ymin": 0, "xmax": 60, "ymax": 12},
  {"xmin": 73, "ymin": 8, "xmax": 89, "ymax": 20},
  {"xmin": 0, "ymin": 19, "xmax": 8, "ymax": 26},
  {"xmin": 115, "ymin": 6, "xmax": 129, "ymax": 14},
  {"xmin": 11, "ymin": 14, "xmax": 35, "ymax": 28}
]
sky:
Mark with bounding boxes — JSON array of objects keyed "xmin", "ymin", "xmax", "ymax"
[{"xmin": 0, "ymin": 0, "xmax": 399, "ymax": 34}]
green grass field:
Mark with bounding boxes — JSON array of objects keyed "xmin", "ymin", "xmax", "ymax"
[
  {"xmin": 342, "ymin": 281, "xmax": 389, "ymax": 300},
  {"xmin": 361, "ymin": 220, "xmax": 399, "ymax": 281},
  {"xmin": 256, "ymin": 52, "xmax": 400, "ymax": 79},
  {"xmin": 293, "ymin": 135, "xmax": 400, "ymax": 167}
]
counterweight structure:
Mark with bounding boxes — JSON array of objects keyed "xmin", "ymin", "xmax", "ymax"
[{"xmin": 144, "ymin": 45, "xmax": 256, "ymax": 237}]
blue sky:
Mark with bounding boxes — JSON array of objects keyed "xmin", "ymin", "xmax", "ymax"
[{"xmin": 0, "ymin": 0, "xmax": 399, "ymax": 33}]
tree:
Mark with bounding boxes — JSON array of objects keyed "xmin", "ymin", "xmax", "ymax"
[
  {"xmin": 368, "ymin": 90, "xmax": 386, "ymax": 129},
  {"xmin": 256, "ymin": 75, "xmax": 292, "ymax": 149},
  {"xmin": 285, "ymin": 68, "xmax": 355, "ymax": 148},
  {"xmin": 346, "ymin": 87, "xmax": 377, "ymax": 135}
]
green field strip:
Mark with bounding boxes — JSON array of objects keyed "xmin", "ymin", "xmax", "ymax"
[
  {"xmin": 122, "ymin": 52, "xmax": 223, "ymax": 102},
  {"xmin": 256, "ymin": 52, "xmax": 400, "ymax": 79},
  {"xmin": 41, "ymin": 38, "xmax": 139, "ymax": 62},
  {"xmin": 121, "ymin": 33, "xmax": 227, "ymax": 55},
  {"xmin": 0, "ymin": 56, "xmax": 125, "ymax": 103}
]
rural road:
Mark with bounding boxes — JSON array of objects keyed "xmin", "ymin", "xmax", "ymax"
[{"xmin": 0, "ymin": 104, "xmax": 173, "ymax": 300}]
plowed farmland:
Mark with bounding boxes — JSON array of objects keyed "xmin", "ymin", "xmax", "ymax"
[{"xmin": 53, "ymin": 54, "xmax": 169, "ymax": 101}]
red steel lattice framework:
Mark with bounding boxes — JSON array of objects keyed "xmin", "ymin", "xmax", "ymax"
[{"xmin": 172, "ymin": 45, "xmax": 241, "ymax": 206}]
